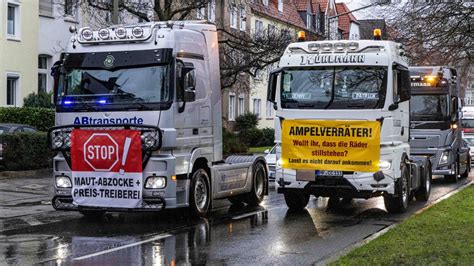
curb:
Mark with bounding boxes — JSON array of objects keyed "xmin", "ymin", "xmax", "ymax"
[
  {"xmin": 0, "ymin": 168, "xmax": 52, "ymax": 180},
  {"xmin": 319, "ymin": 180, "xmax": 473, "ymax": 265}
]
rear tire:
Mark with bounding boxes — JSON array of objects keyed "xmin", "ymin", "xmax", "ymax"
[
  {"xmin": 444, "ymin": 162, "xmax": 458, "ymax": 183},
  {"xmin": 189, "ymin": 168, "xmax": 211, "ymax": 217},
  {"xmin": 243, "ymin": 161, "xmax": 267, "ymax": 206},
  {"xmin": 284, "ymin": 191, "xmax": 309, "ymax": 210},
  {"xmin": 415, "ymin": 163, "xmax": 431, "ymax": 202},
  {"xmin": 384, "ymin": 162, "xmax": 410, "ymax": 214},
  {"xmin": 461, "ymin": 158, "xmax": 469, "ymax": 178}
]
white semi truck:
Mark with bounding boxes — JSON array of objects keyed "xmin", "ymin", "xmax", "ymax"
[
  {"xmin": 48, "ymin": 22, "xmax": 268, "ymax": 217},
  {"xmin": 267, "ymin": 36, "xmax": 432, "ymax": 213}
]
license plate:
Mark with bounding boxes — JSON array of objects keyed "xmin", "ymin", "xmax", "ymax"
[{"xmin": 316, "ymin": 170, "xmax": 343, "ymax": 177}]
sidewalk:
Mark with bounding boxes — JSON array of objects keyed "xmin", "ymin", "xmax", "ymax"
[{"xmin": 0, "ymin": 169, "xmax": 54, "ymax": 219}]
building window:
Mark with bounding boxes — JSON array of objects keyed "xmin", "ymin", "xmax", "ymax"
[
  {"xmin": 7, "ymin": 76, "xmax": 19, "ymax": 106},
  {"xmin": 306, "ymin": 13, "xmax": 312, "ymax": 29},
  {"xmin": 253, "ymin": 99, "xmax": 262, "ymax": 118},
  {"xmin": 38, "ymin": 55, "xmax": 50, "ymax": 93},
  {"xmin": 64, "ymin": 0, "xmax": 74, "ymax": 16},
  {"xmin": 39, "ymin": 0, "xmax": 53, "ymax": 17},
  {"xmin": 229, "ymin": 94, "xmax": 236, "ymax": 121},
  {"xmin": 263, "ymin": 0, "xmax": 269, "ymax": 6},
  {"xmin": 255, "ymin": 20, "xmax": 264, "ymax": 37},
  {"xmin": 278, "ymin": 0, "xmax": 283, "ymax": 12},
  {"xmin": 7, "ymin": 3, "xmax": 20, "ymax": 38},
  {"xmin": 196, "ymin": 6, "xmax": 205, "ymax": 19},
  {"xmin": 268, "ymin": 24, "xmax": 276, "ymax": 36},
  {"xmin": 230, "ymin": 6, "xmax": 238, "ymax": 29},
  {"xmin": 208, "ymin": 0, "xmax": 216, "ymax": 22},
  {"xmin": 240, "ymin": 6, "xmax": 246, "ymax": 31},
  {"xmin": 266, "ymin": 101, "xmax": 273, "ymax": 118},
  {"xmin": 238, "ymin": 95, "xmax": 245, "ymax": 116}
]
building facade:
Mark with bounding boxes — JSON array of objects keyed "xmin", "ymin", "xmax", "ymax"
[{"xmin": 0, "ymin": 0, "xmax": 39, "ymax": 107}]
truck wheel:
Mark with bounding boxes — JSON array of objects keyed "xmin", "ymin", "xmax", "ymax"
[
  {"xmin": 189, "ymin": 168, "xmax": 211, "ymax": 217},
  {"xmin": 384, "ymin": 163, "xmax": 409, "ymax": 214},
  {"xmin": 461, "ymin": 160, "xmax": 469, "ymax": 178},
  {"xmin": 444, "ymin": 162, "xmax": 458, "ymax": 183},
  {"xmin": 415, "ymin": 163, "xmax": 431, "ymax": 202},
  {"xmin": 244, "ymin": 161, "xmax": 266, "ymax": 206},
  {"xmin": 284, "ymin": 191, "xmax": 309, "ymax": 210}
]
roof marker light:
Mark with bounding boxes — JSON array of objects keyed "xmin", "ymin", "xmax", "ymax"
[
  {"xmin": 132, "ymin": 27, "xmax": 144, "ymax": 38},
  {"xmin": 347, "ymin": 42, "xmax": 358, "ymax": 50},
  {"xmin": 98, "ymin": 28, "xmax": 110, "ymax": 40},
  {"xmin": 308, "ymin": 43, "xmax": 320, "ymax": 51},
  {"xmin": 321, "ymin": 43, "xmax": 332, "ymax": 52},
  {"xmin": 115, "ymin": 27, "xmax": 127, "ymax": 39},
  {"xmin": 81, "ymin": 28, "xmax": 93, "ymax": 41},
  {"xmin": 334, "ymin": 43, "xmax": 346, "ymax": 52},
  {"xmin": 373, "ymin": 28, "xmax": 382, "ymax": 40}
]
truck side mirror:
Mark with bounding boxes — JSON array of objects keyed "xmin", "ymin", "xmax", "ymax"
[
  {"xmin": 389, "ymin": 95, "xmax": 400, "ymax": 111},
  {"xmin": 267, "ymin": 68, "xmax": 281, "ymax": 110},
  {"xmin": 51, "ymin": 61, "xmax": 62, "ymax": 105}
]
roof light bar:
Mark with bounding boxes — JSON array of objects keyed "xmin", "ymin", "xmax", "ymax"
[
  {"xmin": 115, "ymin": 27, "xmax": 127, "ymax": 39},
  {"xmin": 81, "ymin": 28, "xmax": 93, "ymax": 41},
  {"xmin": 132, "ymin": 26, "xmax": 144, "ymax": 38},
  {"xmin": 98, "ymin": 28, "xmax": 110, "ymax": 40}
]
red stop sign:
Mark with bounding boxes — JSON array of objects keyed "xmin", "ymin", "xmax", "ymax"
[{"xmin": 83, "ymin": 133, "xmax": 119, "ymax": 171}]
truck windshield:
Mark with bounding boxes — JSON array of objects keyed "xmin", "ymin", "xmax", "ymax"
[
  {"xmin": 280, "ymin": 66, "xmax": 387, "ymax": 109},
  {"xmin": 410, "ymin": 94, "xmax": 448, "ymax": 121},
  {"xmin": 59, "ymin": 66, "xmax": 169, "ymax": 106}
]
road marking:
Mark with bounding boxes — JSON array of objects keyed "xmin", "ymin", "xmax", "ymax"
[
  {"xmin": 231, "ymin": 210, "xmax": 265, "ymax": 220},
  {"xmin": 21, "ymin": 216, "xmax": 43, "ymax": 226},
  {"xmin": 72, "ymin": 233, "xmax": 172, "ymax": 261}
]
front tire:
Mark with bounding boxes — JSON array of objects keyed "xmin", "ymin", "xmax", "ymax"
[
  {"xmin": 243, "ymin": 161, "xmax": 267, "ymax": 206},
  {"xmin": 284, "ymin": 191, "xmax": 309, "ymax": 210},
  {"xmin": 384, "ymin": 162, "xmax": 410, "ymax": 213},
  {"xmin": 415, "ymin": 163, "xmax": 432, "ymax": 202},
  {"xmin": 189, "ymin": 168, "xmax": 211, "ymax": 217}
]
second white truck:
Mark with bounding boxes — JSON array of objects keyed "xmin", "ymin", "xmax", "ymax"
[{"xmin": 267, "ymin": 34, "xmax": 431, "ymax": 213}]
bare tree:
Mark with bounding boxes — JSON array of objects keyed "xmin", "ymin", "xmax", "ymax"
[
  {"xmin": 57, "ymin": 0, "xmax": 297, "ymax": 89},
  {"xmin": 383, "ymin": 1, "xmax": 473, "ymax": 90}
]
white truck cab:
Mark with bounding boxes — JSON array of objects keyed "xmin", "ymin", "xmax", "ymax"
[
  {"xmin": 267, "ymin": 37, "xmax": 431, "ymax": 213},
  {"xmin": 48, "ymin": 22, "xmax": 268, "ymax": 217}
]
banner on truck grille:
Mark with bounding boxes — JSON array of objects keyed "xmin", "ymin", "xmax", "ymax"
[
  {"xmin": 282, "ymin": 120, "xmax": 380, "ymax": 172},
  {"xmin": 71, "ymin": 129, "xmax": 143, "ymax": 208}
]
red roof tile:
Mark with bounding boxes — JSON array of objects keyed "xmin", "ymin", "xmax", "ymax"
[
  {"xmin": 296, "ymin": 0, "xmax": 310, "ymax": 12},
  {"xmin": 335, "ymin": 2, "xmax": 358, "ymax": 39},
  {"xmin": 251, "ymin": 0, "xmax": 307, "ymax": 30}
]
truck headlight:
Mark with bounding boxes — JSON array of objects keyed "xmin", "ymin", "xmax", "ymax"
[
  {"xmin": 145, "ymin": 176, "xmax": 166, "ymax": 189},
  {"xmin": 56, "ymin": 175, "xmax": 72, "ymax": 188},
  {"xmin": 379, "ymin": 160, "xmax": 392, "ymax": 170},
  {"xmin": 276, "ymin": 159, "xmax": 283, "ymax": 168},
  {"xmin": 439, "ymin": 151, "xmax": 449, "ymax": 165}
]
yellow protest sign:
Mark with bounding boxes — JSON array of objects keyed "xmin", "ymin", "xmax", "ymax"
[{"xmin": 282, "ymin": 120, "xmax": 380, "ymax": 172}]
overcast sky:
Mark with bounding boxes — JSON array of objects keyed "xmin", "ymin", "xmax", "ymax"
[{"xmin": 339, "ymin": 0, "xmax": 384, "ymax": 20}]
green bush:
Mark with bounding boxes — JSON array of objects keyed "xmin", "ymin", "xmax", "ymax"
[
  {"xmin": 235, "ymin": 113, "xmax": 259, "ymax": 132},
  {"xmin": 0, "ymin": 132, "xmax": 54, "ymax": 171},
  {"xmin": 261, "ymin": 127, "xmax": 275, "ymax": 146},
  {"xmin": 239, "ymin": 127, "xmax": 264, "ymax": 147},
  {"xmin": 223, "ymin": 127, "xmax": 248, "ymax": 155},
  {"xmin": 0, "ymin": 107, "xmax": 55, "ymax": 132},
  {"xmin": 23, "ymin": 92, "xmax": 53, "ymax": 108}
]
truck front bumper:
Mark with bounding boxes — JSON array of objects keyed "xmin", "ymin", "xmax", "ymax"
[{"xmin": 411, "ymin": 147, "xmax": 455, "ymax": 176}]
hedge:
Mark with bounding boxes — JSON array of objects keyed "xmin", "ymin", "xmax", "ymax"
[
  {"xmin": 0, "ymin": 107, "xmax": 54, "ymax": 132},
  {"xmin": 0, "ymin": 132, "xmax": 54, "ymax": 171}
]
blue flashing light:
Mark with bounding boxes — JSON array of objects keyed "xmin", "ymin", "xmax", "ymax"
[
  {"xmin": 98, "ymin": 99, "xmax": 107, "ymax": 104},
  {"xmin": 63, "ymin": 100, "xmax": 73, "ymax": 105}
]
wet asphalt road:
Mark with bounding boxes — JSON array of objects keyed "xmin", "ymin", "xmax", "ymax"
[{"xmin": 1, "ymin": 175, "xmax": 472, "ymax": 265}]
